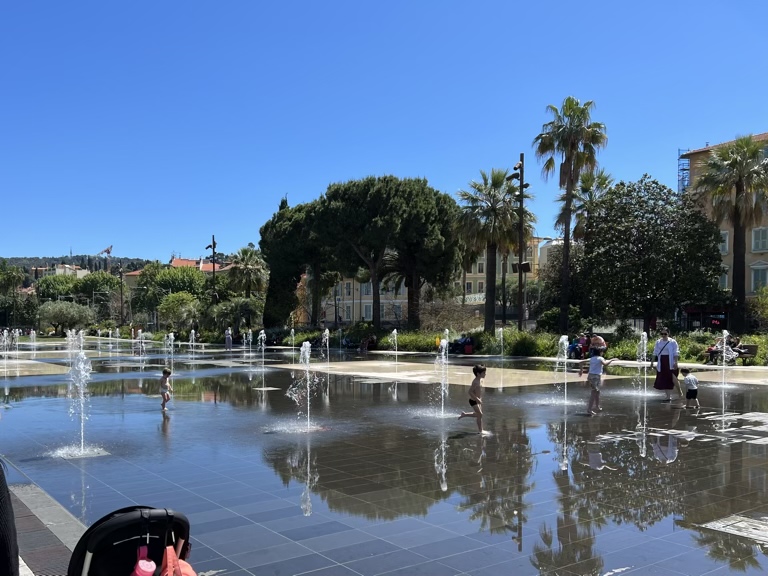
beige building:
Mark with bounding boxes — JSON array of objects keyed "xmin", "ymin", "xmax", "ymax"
[
  {"xmin": 318, "ymin": 237, "xmax": 551, "ymax": 326},
  {"xmin": 31, "ymin": 264, "xmax": 90, "ymax": 280},
  {"xmin": 680, "ymin": 132, "xmax": 768, "ymax": 295}
]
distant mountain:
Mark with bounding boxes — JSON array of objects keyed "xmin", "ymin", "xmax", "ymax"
[{"xmin": 2, "ymin": 255, "xmax": 154, "ymax": 275}]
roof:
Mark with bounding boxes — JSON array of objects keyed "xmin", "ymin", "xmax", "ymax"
[
  {"xmin": 169, "ymin": 257, "xmax": 226, "ymax": 272},
  {"xmin": 124, "ymin": 270, "xmax": 142, "ymax": 276},
  {"xmin": 680, "ymin": 132, "xmax": 768, "ymax": 158}
]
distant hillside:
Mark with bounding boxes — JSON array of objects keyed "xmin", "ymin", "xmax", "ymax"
[{"xmin": 3, "ymin": 255, "xmax": 154, "ymax": 274}]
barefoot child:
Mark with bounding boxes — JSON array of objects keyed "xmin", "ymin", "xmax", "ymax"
[
  {"xmin": 681, "ymin": 368, "xmax": 700, "ymax": 409},
  {"xmin": 458, "ymin": 364, "xmax": 486, "ymax": 434},
  {"xmin": 580, "ymin": 348, "xmax": 615, "ymax": 416},
  {"xmin": 160, "ymin": 368, "xmax": 173, "ymax": 411}
]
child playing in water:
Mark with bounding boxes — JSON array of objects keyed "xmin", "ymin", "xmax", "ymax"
[
  {"xmin": 458, "ymin": 364, "xmax": 486, "ymax": 434},
  {"xmin": 681, "ymin": 367, "xmax": 700, "ymax": 409},
  {"xmin": 580, "ymin": 348, "xmax": 615, "ymax": 416},
  {"xmin": 160, "ymin": 368, "xmax": 173, "ymax": 411}
]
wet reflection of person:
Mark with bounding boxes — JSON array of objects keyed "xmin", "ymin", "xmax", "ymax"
[
  {"xmin": 583, "ymin": 442, "xmax": 616, "ymax": 471},
  {"xmin": 458, "ymin": 364, "xmax": 486, "ymax": 434},
  {"xmin": 161, "ymin": 412, "xmax": 170, "ymax": 437}
]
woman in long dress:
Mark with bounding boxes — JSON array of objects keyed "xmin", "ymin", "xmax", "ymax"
[{"xmin": 652, "ymin": 327, "xmax": 679, "ymax": 402}]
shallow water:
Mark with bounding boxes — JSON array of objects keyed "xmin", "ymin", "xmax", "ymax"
[{"xmin": 2, "ymin": 347, "xmax": 768, "ymax": 574}]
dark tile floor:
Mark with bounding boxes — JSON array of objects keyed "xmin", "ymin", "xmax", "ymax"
[{"xmin": 2, "ymin": 349, "xmax": 768, "ymax": 575}]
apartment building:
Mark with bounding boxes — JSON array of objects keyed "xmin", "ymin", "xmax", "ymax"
[
  {"xmin": 679, "ymin": 133, "xmax": 768, "ymax": 294},
  {"xmin": 318, "ymin": 237, "xmax": 550, "ymax": 326}
]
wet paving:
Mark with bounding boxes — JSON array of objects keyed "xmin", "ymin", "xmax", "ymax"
[{"xmin": 1, "ymin": 344, "xmax": 768, "ymax": 575}]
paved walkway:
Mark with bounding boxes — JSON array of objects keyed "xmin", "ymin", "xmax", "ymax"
[{"xmin": 11, "ymin": 484, "xmax": 85, "ymax": 576}]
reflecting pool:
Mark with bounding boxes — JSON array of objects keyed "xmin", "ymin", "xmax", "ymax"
[{"xmin": 2, "ymin": 344, "xmax": 768, "ymax": 575}]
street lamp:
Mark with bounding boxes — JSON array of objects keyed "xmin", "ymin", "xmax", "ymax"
[
  {"xmin": 506, "ymin": 152, "xmax": 531, "ymax": 331},
  {"xmin": 205, "ymin": 235, "xmax": 218, "ymax": 303},
  {"xmin": 118, "ymin": 265, "xmax": 124, "ymax": 326}
]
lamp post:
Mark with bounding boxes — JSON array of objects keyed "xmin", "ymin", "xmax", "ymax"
[
  {"xmin": 506, "ymin": 153, "xmax": 530, "ymax": 331},
  {"xmin": 118, "ymin": 266, "xmax": 124, "ymax": 326},
  {"xmin": 205, "ymin": 235, "xmax": 218, "ymax": 303}
]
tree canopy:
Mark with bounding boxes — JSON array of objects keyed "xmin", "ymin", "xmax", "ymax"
[{"xmin": 585, "ymin": 175, "xmax": 722, "ymax": 331}]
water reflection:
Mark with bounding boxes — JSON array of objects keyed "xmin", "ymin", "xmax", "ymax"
[{"xmin": 4, "ymin": 354, "xmax": 768, "ymax": 568}]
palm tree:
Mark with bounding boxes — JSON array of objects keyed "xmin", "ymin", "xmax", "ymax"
[
  {"xmin": 534, "ymin": 97, "xmax": 607, "ymax": 333},
  {"xmin": 458, "ymin": 169, "xmax": 516, "ymax": 332},
  {"xmin": 695, "ymin": 135, "xmax": 768, "ymax": 333},
  {"xmin": 228, "ymin": 246, "xmax": 269, "ymax": 299},
  {"xmin": 555, "ymin": 169, "xmax": 614, "ymax": 242}
]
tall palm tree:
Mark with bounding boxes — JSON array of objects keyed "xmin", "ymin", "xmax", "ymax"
[
  {"xmin": 458, "ymin": 169, "xmax": 516, "ymax": 332},
  {"xmin": 534, "ymin": 97, "xmax": 607, "ymax": 333},
  {"xmin": 229, "ymin": 246, "xmax": 269, "ymax": 299},
  {"xmin": 555, "ymin": 169, "xmax": 614, "ymax": 242},
  {"xmin": 695, "ymin": 135, "xmax": 768, "ymax": 333}
]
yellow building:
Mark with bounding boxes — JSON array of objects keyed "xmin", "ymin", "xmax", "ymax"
[
  {"xmin": 680, "ymin": 132, "xmax": 768, "ymax": 295},
  {"xmin": 317, "ymin": 237, "xmax": 549, "ymax": 327}
]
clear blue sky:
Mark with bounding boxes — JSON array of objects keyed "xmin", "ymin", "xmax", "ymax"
[{"xmin": 3, "ymin": 1, "xmax": 766, "ymax": 262}]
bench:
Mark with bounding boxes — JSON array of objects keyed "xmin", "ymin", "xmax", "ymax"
[{"xmin": 738, "ymin": 344, "xmax": 758, "ymax": 365}]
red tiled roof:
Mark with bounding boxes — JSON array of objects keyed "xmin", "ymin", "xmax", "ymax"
[
  {"xmin": 170, "ymin": 258, "xmax": 199, "ymax": 268},
  {"xmin": 169, "ymin": 258, "xmax": 226, "ymax": 272},
  {"xmin": 680, "ymin": 132, "xmax": 768, "ymax": 158},
  {"xmin": 124, "ymin": 270, "xmax": 142, "ymax": 276}
]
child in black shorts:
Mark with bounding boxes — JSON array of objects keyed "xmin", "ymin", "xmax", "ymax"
[{"xmin": 681, "ymin": 368, "xmax": 700, "ymax": 409}]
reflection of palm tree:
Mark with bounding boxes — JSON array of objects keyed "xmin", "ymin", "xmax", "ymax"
[{"xmin": 455, "ymin": 422, "xmax": 535, "ymax": 543}]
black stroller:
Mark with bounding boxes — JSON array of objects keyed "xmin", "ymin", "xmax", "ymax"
[{"xmin": 67, "ymin": 506, "xmax": 191, "ymax": 576}]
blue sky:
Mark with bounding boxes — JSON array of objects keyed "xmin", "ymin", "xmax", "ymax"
[{"xmin": 2, "ymin": 1, "xmax": 766, "ymax": 262}]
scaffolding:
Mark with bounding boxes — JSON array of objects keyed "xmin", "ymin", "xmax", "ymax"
[{"xmin": 678, "ymin": 148, "xmax": 690, "ymax": 193}]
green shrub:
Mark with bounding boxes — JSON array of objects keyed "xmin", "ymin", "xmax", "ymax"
[
  {"xmin": 282, "ymin": 330, "xmax": 323, "ymax": 346},
  {"xmin": 382, "ymin": 331, "xmax": 444, "ymax": 352},
  {"xmin": 536, "ymin": 306, "xmax": 582, "ymax": 334},
  {"xmin": 510, "ymin": 332, "xmax": 538, "ymax": 356}
]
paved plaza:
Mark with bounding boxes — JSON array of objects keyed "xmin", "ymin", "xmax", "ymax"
[{"xmin": 2, "ymin": 342, "xmax": 768, "ymax": 575}]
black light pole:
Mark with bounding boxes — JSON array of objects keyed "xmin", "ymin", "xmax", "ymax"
[
  {"xmin": 507, "ymin": 153, "xmax": 530, "ymax": 331},
  {"xmin": 118, "ymin": 265, "xmax": 124, "ymax": 326},
  {"xmin": 205, "ymin": 235, "xmax": 218, "ymax": 303}
]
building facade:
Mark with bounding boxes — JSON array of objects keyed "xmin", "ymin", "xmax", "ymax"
[
  {"xmin": 316, "ymin": 237, "xmax": 551, "ymax": 327},
  {"xmin": 680, "ymin": 133, "xmax": 768, "ymax": 295}
]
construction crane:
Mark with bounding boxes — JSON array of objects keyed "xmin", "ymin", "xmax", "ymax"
[{"xmin": 96, "ymin": 245, "xmax": 113, "ymax": 273}]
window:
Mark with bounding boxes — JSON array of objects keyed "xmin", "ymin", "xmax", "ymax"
[
  {"xmin": 466, "ymin": 281, "xmax": 473, "ymax": 294},
  {"xmin": 393, "ymin": 304, "xmax": 402, "ymax": 319},
  {"xmin": 333, "ymin": 286, "xmax": 340, "ymax": 297},
  {"xmin": 363, "ymin": 304, "xmax": 372, "ymax": 320},
  {"xmin": 380, "ymin": 284, "xmax": 387, "ymax": 294},
  {"xmin": 362, "ymin": 282, "xmax": 372, "ymax": 295},
  {"xmin": 719, "ymin": 231, "xmax": 729, "ymax": 255},
  {"xmin": 478, "ymin": 281, "xmax": 484, "ymax": 293},
  {"xmin": 478, "ymin": 262, "xmax": 484, "ymax": 274},
  {"xmin": 719, "ymin": 273, "xmax": 728, "ymax": 290},
  {"xmin": 753, "ymin": 268, "xmax": 768, "ymax": 291},
  {"xmin": 345, "ymin": 305, "xmax": 351, "ymax": 321},
  {"xmin": 393, "ymin": 285, "xmax": 400, "ymax": 297},
  {"xmin": 380, "ymin": 304, "xmax": 385, "ymax": 319},
  {"xmin": 526, "ymin": 247, "xmax": 533, "ymax": 259},
  {"xmin": 753, "ymin": 228, "xmax": 768, "ymax": 251},
  {"xmin": 345, "ymin": 282, "xmax": 351, "ymax": 297}
]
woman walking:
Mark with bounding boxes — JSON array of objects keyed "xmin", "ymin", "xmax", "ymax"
[{"xmin": 652, "ymin": 327, "xmax": 679, "ymax": 402}]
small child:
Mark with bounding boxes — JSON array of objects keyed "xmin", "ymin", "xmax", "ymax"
[
  {"xmin": 160, "ymin": 368, "xmax": 173, "ymax": 411},
  {"xmin": 581, "ymin": 348, "xmax": 615, "ymax": 416},
  {"xmin": 458, "ymin": 364, "xmax": 486, "ymax": 434},
  {"xmin": 681, "ymin": 367, "xmax": 700, "ymax": 409}
]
